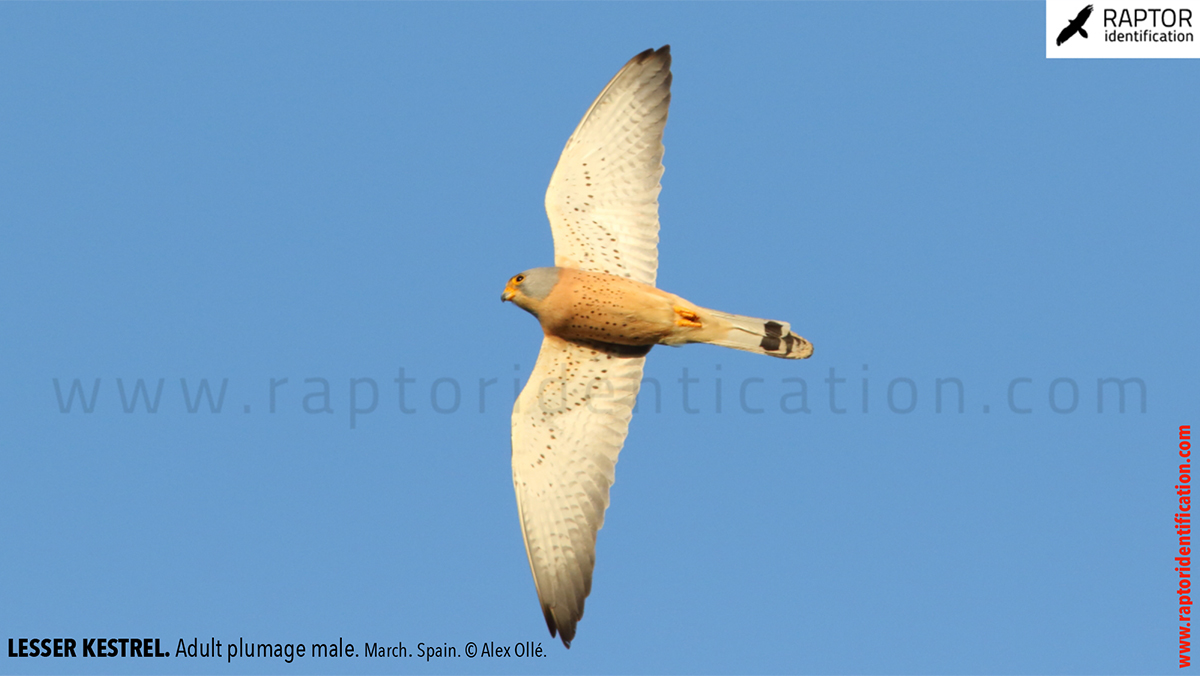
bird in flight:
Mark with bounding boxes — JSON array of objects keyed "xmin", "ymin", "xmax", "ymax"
[
  {"xmin": 1057, "ymin": 4, "xmax": 1094, "ymax": 46},
  {"xmin": 502, "ymin": 45, "xmax": 813, "ymax": 648}
]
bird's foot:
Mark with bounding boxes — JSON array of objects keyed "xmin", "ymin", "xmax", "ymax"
[{"xmin": 673, "ymin": 306, "xmax": 702, "ymax": 328}]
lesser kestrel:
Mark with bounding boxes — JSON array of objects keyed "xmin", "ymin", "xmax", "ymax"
[{"xmin": 502, "ymin": 45, "xmax": 813, "ymax": 648}]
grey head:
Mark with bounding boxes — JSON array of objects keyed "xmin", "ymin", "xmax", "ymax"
[{"xmin": 500, "ymin": 267, "xmax": 560, "ymax": 315}]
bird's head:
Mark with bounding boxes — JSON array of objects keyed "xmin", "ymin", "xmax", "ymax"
[{"xmin": 501, "ymin": 267, "xmax": 559, "ymax": 316}]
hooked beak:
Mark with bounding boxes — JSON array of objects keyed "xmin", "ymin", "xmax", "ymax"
[{"xmin": 501, "ymin": 282, "xmax": 516, "ymax": 302}]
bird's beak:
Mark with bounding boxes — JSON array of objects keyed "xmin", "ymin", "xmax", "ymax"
[{"xmin": 501, "ymin": 282, "xmax": 516, "ymax": 302}]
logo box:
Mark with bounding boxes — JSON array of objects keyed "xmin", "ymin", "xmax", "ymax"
[{"xmin": 1047, "ymin": 0, "xmax": 1200, "ymax": 58}]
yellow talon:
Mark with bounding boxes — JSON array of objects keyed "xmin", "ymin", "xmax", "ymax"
[{"xmin": 673, "ymin": 306, "xmax": 702, "ymax": 328}]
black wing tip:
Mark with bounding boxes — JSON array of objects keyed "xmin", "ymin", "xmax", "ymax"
[
  {"xmin": 630, "ymin": 45, "xmax": 672, "ymax": 92},
  {"xmin": 542, "ymin": 604, "xmax": 576, "ymax": 649},
  {"xmin": 632, "ymin": 44, "xmax": 671, "ymax": 65}
]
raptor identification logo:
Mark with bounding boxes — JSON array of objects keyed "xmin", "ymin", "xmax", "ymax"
[{"xmin": 1046, "ymin": 0, "xmax": 1199, "ymax": 57}]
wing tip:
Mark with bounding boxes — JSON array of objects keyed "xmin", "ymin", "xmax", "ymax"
[
  {"xmin": 631, "ymin": 44, "xmax": 671, "ymax": 67},
  {"xmin": 542, "ymin": 603, "xmax": 576, "ymax": 649}
]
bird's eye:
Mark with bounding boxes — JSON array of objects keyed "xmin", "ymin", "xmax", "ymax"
[{"xmin": 515, "ymin": 275, "xmax": 525, "ymax": 283}]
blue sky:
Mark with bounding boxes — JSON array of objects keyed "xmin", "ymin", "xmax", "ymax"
[{"xmin": 1, "ymin": 2, "xmax": 1196, "ymax": 674}]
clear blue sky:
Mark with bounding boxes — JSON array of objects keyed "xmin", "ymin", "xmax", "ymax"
[{"xmin": 2, "ymin": 3, "xmax": 1196, "ymax": 674}]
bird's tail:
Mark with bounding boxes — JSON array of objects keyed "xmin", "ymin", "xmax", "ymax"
[{"xmin": 698, "ymin": 309, "xmax": 813, "ymax": 360}]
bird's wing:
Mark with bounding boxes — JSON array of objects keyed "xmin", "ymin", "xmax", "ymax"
[
  {"xmin": 511, "ymin": 336, "xmax": 645, "ymax": 647},
  {"xmin": 1077, "ymin": 4, "xmax": 1094, "ymax": 22},
  {"xmin": 1056, "ymin": 24, "xmax": 1076, "ymax": 45},
  {"xmin": 544, "ymin": 46, "xmax": 671, "ymax": 288}
]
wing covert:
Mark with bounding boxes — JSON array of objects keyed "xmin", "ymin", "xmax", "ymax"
[{"xmin": 544, "ymin": 46, "xmax": 671, "ymax": 287}]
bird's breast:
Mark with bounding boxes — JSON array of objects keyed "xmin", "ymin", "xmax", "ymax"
[{"xmin": 538, "ymin": 270, "xmax": 678, "ymax": 346}]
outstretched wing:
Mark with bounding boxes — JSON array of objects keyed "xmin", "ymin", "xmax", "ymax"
[
  {"xmin": 511, "ymin": 336, "xmax": 645, "ymax": 647},
  {"xmin": 1075, "ymin": 4, "xmax": 1094, "ymax": 24},
  {"xmin": 544, "ymin": 46, "xmax": 672, "ymax": 287}
]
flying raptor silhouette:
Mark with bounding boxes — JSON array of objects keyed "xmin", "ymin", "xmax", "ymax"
[{"xmin": 1057, "ymin": 4, "xmax": 1094, "ymax": 46}]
